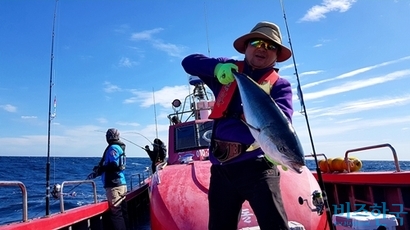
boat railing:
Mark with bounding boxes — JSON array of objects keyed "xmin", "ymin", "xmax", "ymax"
[
  {"xmin": 59, "ymin": 180, "xmax": 97, "ymax": 212},
  {"xmin": 167, "ymin": 109, "xmax": 195, "ymax": 125},
  {"xmin": 155, "ymin": 161, "xmax": 168, "ymax": 185},
  {"xmin": 344, "ymin": 143, "xmax": 401, "ymax": 173},
  {"xmin": 130, "ymin": 173, "xmax": 143, "ymax": 190},
  {"xmin": 0, "ymin": 181, "xmax": 28, "ymax": 222},
  {"xmin": 130, "ymin": 167, "xmax": 153, "ymax": 190},
  {"xmin": 304, "ymin": 153, "xmax": 330, "ymax": 172},
  {"xmin": 130, "ymin": 172, "xmax": 146, "ymax": 190}
]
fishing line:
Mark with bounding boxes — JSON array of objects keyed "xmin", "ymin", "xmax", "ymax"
[
  {"xmin": 95, "ymin": 130, "xmax": 148, "ymax": 149},
  {"xmin": 41, "ymin": 130, "xmax": 146, "ymax": 210},
  {"xmin": 32, "ymin": 180, "xmax": 84, "ymax": 219},
  {"xmin": 54, "ymin": 134, "xmax": 148, "ymax": 201},
  {"xmin": 54, "ymin": 135, "xmax": 149, "ymax": 207},
  {"xmin": 279, "ymin": 0, "xmax": 333, "ymax": 229}
]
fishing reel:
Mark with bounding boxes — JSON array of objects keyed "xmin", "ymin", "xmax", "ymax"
[
  {"xmin": 51, "ymin": 184, "xmax": 61, "ymax": 199},
  {"xmin": 298, "ymin": 190, "xmax": 325, "ymax": 215},
  {"xmin": 50, "ymin": 184, "xmax": 77, "ymax": 199}
]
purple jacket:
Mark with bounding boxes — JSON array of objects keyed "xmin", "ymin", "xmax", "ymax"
[{"xmin": 181, "ymin": 54, "xmax": 294, "ymax": 165}]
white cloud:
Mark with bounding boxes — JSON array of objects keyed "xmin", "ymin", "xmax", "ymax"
[
  {"xmin": 304, "ymin": 56, "xmax": 410, "ymax": 89},
  {"xmin": 118, "ymin": 57, "xmax": 138, "ymax": 67},
  {"xmin": 300, "ymin": 0, "xmax": 357, "ymax": 22},
  {"xmin": 279, "ymin": 63, "xmax": 295, "ymax": 71},
  {"xmin": 97, "ymin": 117, "xmax": 108, "ymax": 123},
  {"xmin": 306, "ymin": 116, "xmax": 410, "ymax": 137},
  {"xmin": 114, "ymin": 24, "xmax": 130, "ymax": 33},
  {"xmin": 300, "ymin": 70, "xmax": 324, "ymax": 77},
  {"xmin": 1, "ymin": 104, "xmax": 17, "ymax": 112},
  {"xmin": 308, "ymin": 94, "xmax": 410, "ymax": 117},
  {"xmin": 125, "ymin": 85, "xmax": 191, "ymax": 108},
  {"xmin": 116, "ymin": 122, "xmax": 140, "ymax": 127},
  {"xmin": 335, "ymin": 118, "xmax": 362, "ymax": 123},
  {"xmin": 130, "ymin": 28, "xmax": 185, "ymax": 58},
  {"xmin": 104, "ymin": 81, "xmax": 122, "ymax": 93},
  {"xmin": 21, "ymin": 116, "xmax": 37, "ymax": 119},
  {"xmin": 152, "ymin": 41, "xmax": 186, "ymax": 58},
  {"xmin": 304, "ymin": 70, "xmax": 410, "ymax": 100},
  {"xmin": 130, "ymin": 28, "xmax": 163, "ymax": 41}
]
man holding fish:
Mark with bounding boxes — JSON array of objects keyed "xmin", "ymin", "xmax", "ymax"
[{"xmin": 182, "ymin": 21, "xmax": 305, "ymax": 230}]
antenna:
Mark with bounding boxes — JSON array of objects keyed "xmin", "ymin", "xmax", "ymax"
[
  {"xmin": 279, "ymin": 1, "xmax": 333, "ymax": 229},
  {"xmin": 203, "ymin": 1, "xmax": 211, "ymax": 56},
  {"xmin": 153, "ymin": 88, "xmax": 158, "ymax": 139},
  {"xmin": 46, "ymin": 0, "xmax": 58, "ymax": 216}
]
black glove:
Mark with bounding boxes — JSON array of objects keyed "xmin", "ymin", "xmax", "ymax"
[
  {"xmin": 87, "ymin": 166, "xmax": 102, "ymax": 179},
  {"xmin": 92, "ymin": 166, "xmax": 100, "ymax": 173},
  {"xmin": 87, "ymin": 172, "xmax": 98, "ymax": 180}
]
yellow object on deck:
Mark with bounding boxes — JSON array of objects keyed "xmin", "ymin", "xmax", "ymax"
[{"xmin": 318, "ymin": 157, "xmax": 362, "ymax": 173}]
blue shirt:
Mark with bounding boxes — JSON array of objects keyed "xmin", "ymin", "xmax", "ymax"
[{"xmin": 101, "ymin": 144, "xmax": 126, "ymax": 188}]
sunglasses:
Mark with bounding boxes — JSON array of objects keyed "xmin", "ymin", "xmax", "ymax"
[{"xmin": 249, "ymin": 40, "xmax": 277, "ymax": 51}]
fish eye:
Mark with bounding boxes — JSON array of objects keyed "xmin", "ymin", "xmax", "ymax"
[{"xmin": 278, "ymin": 146, "xmax": 286, "ymax": 152}]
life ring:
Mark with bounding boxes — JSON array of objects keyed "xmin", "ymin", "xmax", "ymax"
[{"xmin": 318, "ymin": 157, "xmax": 362, "ymax": 173}]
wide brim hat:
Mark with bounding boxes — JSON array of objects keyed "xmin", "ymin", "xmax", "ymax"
[{"xmin": 233, "ymin": 21, "xmax": 292, "ymax": 62}]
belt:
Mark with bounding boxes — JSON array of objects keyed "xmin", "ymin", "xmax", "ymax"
[{"xmin": 212, "ymin": 139, "xmax": 250, "ymax": 163}]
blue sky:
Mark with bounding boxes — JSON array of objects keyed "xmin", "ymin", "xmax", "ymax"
[{"xmin": 1, "ymin": 0, "xmax": 410, "ymax": 161}]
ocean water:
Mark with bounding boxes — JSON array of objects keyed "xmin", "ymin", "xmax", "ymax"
[
  {"xmin": 0, "ymin": 156, "xmax": 152, "ymax": 226},
  {"xmin": 1, "ymin": 157, "xmax": 410, "ymax": 226}
]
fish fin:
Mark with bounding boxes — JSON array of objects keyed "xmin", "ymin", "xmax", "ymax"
[
  {"xmin": 258, "ymin": 81, "xmax": 272, "ymax": 95},
  {"xmin": 245, "ymin": 142, "xmax": 260, "ymax": 152},
  {"xmin": 265, "ymin": 155, "xmax": 288, "ymax": 171},
  {"xmin": 240, "ymin": 119, "xmax": 260, "ymax": 133}
]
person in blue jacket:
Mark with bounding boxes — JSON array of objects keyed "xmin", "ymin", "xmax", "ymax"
[
  {"xmin": 88, "ymin": 128, "xmax": 129, "ymax": 230},
  {"xmin": 181, "ymin": 21, "xmax": 293, "ymax": 230}
]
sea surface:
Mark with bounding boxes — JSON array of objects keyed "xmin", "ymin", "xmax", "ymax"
[
  {"xmin": 0, "ymin": 156, "xmax": 152, "ymax": 226},
  {"xmin": 1, "ymin": 157, "xmax": 410, "ymax": 226}
]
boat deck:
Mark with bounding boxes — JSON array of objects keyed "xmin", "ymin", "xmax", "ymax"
[
  {"xmin": 310, "ymin": 143, "xmax": 410, "ymax": 230},
  {"xmin": 0, "ymin": 182, "xmax": 150, "ymax": 230},
  {"xmin": 313, "ymin": 171, "xmax": 410, "ymax": 230}
]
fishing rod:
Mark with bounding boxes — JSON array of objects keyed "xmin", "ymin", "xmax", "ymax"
[
  {"xmin": 203, "ymin": 0, "xmax": 211, "ymax": 57},
  {"xmin": 56, "ymin": 136, "xmax": 146, "ymax": 200},
  {"xmin": 50, "ymin": 134, "xmax": 148, "ymax": 204},
  {"xmin": 45, "ymin": 0, "xmax": 59, "ymax": 217},
  {"xmin": 121, "ymin": 136, "xmax": 146, "ymax": 150},
  {"xmin": 127, "ymin": 132, "xmax": 165, "ymax": 149},
  {"xmin": 95, "ymin": 130, "xmax": 147, "ymax": 149},
  {"xmin": 127, "ymin": 132, "xmax": 153, "ymax": 145},
  {"xmin": 36, "ymin": 128, "xmax": 148, "ymax": 219},
  {"xmin": 278, "ymin": 0, "xmax": 334, "ymax": 229}
]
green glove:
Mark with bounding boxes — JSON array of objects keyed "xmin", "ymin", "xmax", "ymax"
[
  {"xmin": 265, "ymin": 155, "xmax": 288, "ymax": 171},
  {"xmin": 214, "ymin": 63, "xmax": 238, "ymax": 85}
]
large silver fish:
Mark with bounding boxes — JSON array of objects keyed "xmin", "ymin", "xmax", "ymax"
[{"xmin": 233, "ymin": 71, "xmax": 305, "ymax": 173}]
